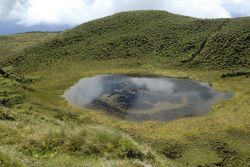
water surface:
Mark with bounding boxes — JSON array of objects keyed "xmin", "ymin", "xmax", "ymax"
[{"xmin": 64, "ymin": 75, "xmax": 230, "ymax": 121}]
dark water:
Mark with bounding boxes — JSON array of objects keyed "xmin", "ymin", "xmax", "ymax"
[{"xmin": 64, "ymin": 75, "xmax": 230, "ymax": 122}]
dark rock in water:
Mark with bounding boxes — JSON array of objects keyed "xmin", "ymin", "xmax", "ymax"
[
  {"xmin": 64, "ymin": 75, "xmax": 231, "ymax": 122},
  {"xmin": 88, "ymin": 99, "xmax": 127, "ymax": 118}
]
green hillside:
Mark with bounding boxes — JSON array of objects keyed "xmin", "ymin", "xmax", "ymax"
[
  {"xmin": 1, "ymin": 11, "xmax": 250, "ymax": 71},
  {"xmin": 0, "ymin": 11, "xmax": 250, "ymax": 167}
]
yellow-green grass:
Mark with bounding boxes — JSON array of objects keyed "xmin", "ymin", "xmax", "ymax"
[{"xmin": 5, "ymin": 59, "xmax": 247, "ymax": 166}]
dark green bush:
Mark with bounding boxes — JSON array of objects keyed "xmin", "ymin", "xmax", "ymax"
[{"xmin": 221, "ymin": 71, "xmax": 250, "ymax": 78}]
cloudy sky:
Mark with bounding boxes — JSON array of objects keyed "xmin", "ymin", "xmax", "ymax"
[{"xmin": 0, "ymin": 0, "xmax": 250, "ymax": 35}]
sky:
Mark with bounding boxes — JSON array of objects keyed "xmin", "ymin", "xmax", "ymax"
[{"xmin": 0, "ymin": 0, "xmax": 250, "ymax": 35}]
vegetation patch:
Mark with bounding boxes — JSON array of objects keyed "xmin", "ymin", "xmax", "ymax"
[
  {"xmin": 211, "ymin": 141, "xmax": 250, "ymax": 167},
  {"xmin": 22, "ymin": 126, "xmax": 151, "ymax": 160},
  {"xmin": 221, "ymin": 71, "xmax": 250, "ymax": 78},
  {"xmin": 0, "ymin": 76, "xmax": 24, "ymax": 106},
  {"xmin": 177, "ymin": 147, "xmax": 222, "ymax": 166},
  {"xmin": 0, "ymin": 107, "xmax": 16, "ymax": 121},
  {"xmin": 160, "ymin": 141, "xmax": 184, "ymax": 160},
  {"xmin": 0, "ymin": 150, "xmax": 24, "ymax": 167}
]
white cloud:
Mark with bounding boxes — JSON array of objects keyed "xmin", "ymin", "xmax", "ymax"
[
  {"xmin": 0, "ymin": 0, "xmax": 249, "ymax": 26},
  {"xmin": 221, "ymin": 0, "xmax": 250, "ymax": 16},
  {"xmin": 165, "ymin": 0, "xmax": 230, "ymax": 18}
]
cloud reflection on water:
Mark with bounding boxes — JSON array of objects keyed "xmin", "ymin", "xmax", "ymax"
[{"xmin": 64, "ymin": 75, "xmax": 229, "ymax": 121}]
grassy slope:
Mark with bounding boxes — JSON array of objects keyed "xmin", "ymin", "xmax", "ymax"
[
  {"xmin": 0, "ymin": 32, "xmax": 59, "ymax": 58},
  {"xmin": 0, "ymin": 11, "xmax": 250, "ymax": 167}
]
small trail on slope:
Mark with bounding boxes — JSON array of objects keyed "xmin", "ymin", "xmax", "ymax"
[{"xmin": 182, "ymin": 19, "xmax": 230, "ymax": 64}]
